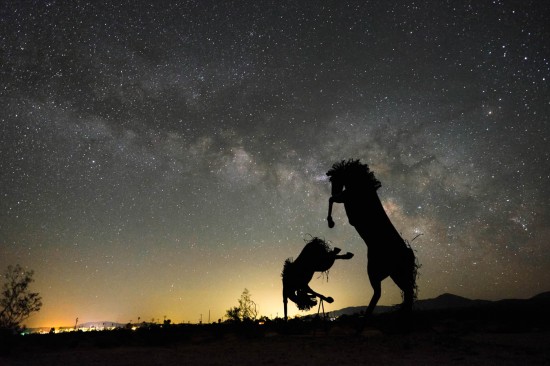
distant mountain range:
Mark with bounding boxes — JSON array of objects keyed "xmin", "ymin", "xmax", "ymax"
[{"xmin": 326, "ymin": 291, "xmax": 550, "ymax": 318}]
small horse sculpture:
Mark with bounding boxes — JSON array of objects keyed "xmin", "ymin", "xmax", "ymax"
[
  {"xmin": 282, "ymin": 237, "xmax": 353, "ymax": 321},
  {"xmin": 326, "ymin": 159, "xmax": 418, "ymax": 315}
]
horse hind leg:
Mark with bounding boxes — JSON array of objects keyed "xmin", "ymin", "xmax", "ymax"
[
  {"xmin": 365, "ymin": 277, "xmax": 381, "ymax": 316},
  {"xmin": 390, "ymin": 265, "xmax": 416, "ymax": 312},
  {"xmin": 349, "ymin": 278, "xmax": 380, "ymax": 335}
]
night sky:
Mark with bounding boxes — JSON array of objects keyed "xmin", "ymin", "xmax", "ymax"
[{"xmin": 1, "ymin": 1, "xmax": 549, "ymax": 328}]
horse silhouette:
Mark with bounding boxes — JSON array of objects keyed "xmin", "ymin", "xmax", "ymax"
[
  {"xmin": 282, "ymin": 237, "xmax": 353, "ymax": 320},
  {"xmin": 326, "ymin": 159, "xmax": 418, "ymax": 315}
]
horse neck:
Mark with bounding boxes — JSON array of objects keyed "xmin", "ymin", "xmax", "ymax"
[
  {"xmin": 353, "ymin": 189, "xmax": 402, "ymax": 242},
  {"xmin": 354, "ymin": 187, "xmax": 386, "ymax": 214}
]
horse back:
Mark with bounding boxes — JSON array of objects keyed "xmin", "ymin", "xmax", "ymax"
[{"xmin": 295, "ymin": 240, "xmax": 335, "ymax": 272}]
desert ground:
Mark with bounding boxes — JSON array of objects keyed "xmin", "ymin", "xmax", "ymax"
[
  {"xmin": 1, "ymin": 307, "xmax": 549, "ymax": 366},
  {"xmin": 1, "ymin": 328, "xmax": 549, "ymax": 366}
]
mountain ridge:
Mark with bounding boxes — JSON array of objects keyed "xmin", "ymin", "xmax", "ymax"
[{"xmin": 325, "ymin": 291, "xmax": 550, "ymax": 318}]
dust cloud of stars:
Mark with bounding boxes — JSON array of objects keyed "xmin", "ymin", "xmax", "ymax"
[{"xmin": 1, "ymin": 1, "xmax": 549, "ymax": 327}]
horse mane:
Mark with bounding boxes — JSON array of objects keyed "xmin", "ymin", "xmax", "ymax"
[
  {"xmin": 326, "ymin": 159, "xmax": 381, "ymax": 191},
  {"xmin": 303, "ymin": 236, "xmax": 331, "ymax": 254},
  {"xmin": 281, "ymin": 258, "xmax": 294, "ymax": 279},
  {"xmin": 281, "ymin": 236, "xmax": 331, "ymax": 278}
]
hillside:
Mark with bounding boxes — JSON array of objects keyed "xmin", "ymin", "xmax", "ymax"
[{"xmin": 326, "ymin": 291, "xmax": 550, "ymax": 318}]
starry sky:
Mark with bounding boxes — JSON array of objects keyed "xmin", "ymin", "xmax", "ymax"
[{"xmin": 1, "ymin": 0, "xmax": 549, "ymax": 328}]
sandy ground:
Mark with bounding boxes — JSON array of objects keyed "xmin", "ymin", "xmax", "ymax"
[{"xmin": 1, "ymin": 327, "xmax": 549, "ymax": 366}]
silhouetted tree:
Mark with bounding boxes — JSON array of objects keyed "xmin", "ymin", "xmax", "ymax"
[
  {"xmin": 225, "ymin": 288, "xmax": 258, "ymax": 322},
  {"xmin": 225, "ymin": 306, "xmax": 241, "ymax": 322},
  {"xmin": 239, "ymin": 288, "xmax": 258, "ymax": 321},
  {"xmin": 0, "ymin": 265, "xmax": 42, "ymax": 331}
]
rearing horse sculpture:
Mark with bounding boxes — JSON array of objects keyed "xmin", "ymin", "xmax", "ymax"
[
  {"xmin": 326, "ymin": 159, "xmax": 418, "ymax": 315},
  {"xmin": 282, "ymin": 237, "xmax": 353, "ymax": 321}
]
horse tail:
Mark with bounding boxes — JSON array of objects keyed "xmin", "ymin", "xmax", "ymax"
[{"xmin": 404, "ymin": 242, "xmax": 420, "ymax": 302}]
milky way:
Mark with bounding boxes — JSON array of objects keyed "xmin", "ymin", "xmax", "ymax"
[{"xmin": 1, "ymin": 1, "xmax": 549, "ymax": 327}]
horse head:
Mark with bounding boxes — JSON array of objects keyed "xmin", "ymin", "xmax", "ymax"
[
  {"xmin": 326, "ymin": 159, "xmax": 381, "ymax": 228},
  {"xmin": 327, "ymin": 171, "xmax": 344, "ymax": 197},
  {"xmin": 327, "ymin": 159, "xmax": 381, "ymax": 191}
]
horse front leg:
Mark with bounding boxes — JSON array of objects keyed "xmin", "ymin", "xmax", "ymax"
[
  {"xmin": 283, "ymin": 296, "xmax": 288, "ymax": 321},
  {"xmin": 335, "ymin": 252, "xmax": 354, "ymax": 260},
  {"xmin": 327, "ymin": 198, "xmax": 335, "ymax": 228},
  {"xmin": 332, "ymin": 247, "xmax": 354, "ymax": 261},
  {"xmin": 327, "ymin": 192, "xmax": 347, "ymax": 228}
]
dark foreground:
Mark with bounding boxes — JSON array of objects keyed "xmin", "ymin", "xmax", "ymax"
[
  {"xmin": 2, "ymin": 329, "xmax": 549, "ymax": 366},
  {"xmin": 1, "ymin": 303, "xmax": 549, "ymax": 366}
]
